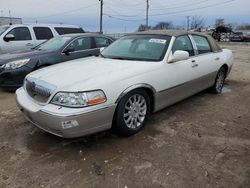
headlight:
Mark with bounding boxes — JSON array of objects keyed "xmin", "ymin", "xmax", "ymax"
[
  {"xmin": 2, "ymin": 59, "xmax": 30, "ymax": 70},
  {"xmin": 51, "ymin": 90, "xmax": 106, "ymax": 108}
]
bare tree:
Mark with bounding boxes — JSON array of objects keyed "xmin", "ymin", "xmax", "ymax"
[
  {"xmin": 137, "ymin": 24, "xmax": 151, "ymax": 31},
  {"xmin": 153, "ymin": 21, "xmax": 173, "ymax": 30},
  {"xmin": 215, "ymin": 18, "xmax": 225, "ymax": 27},
  {"xmin": 190, "ymin": 16, "xmax": 205, "ymax": 30}
]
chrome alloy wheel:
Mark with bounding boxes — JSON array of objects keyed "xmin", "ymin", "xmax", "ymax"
[
  {"xmin": 215, "ymin": 69, "xmax": 226, "ymax": 92},
  {"xmin": 123, "ymin": 94, "xmax": 147, "ymax": 129}
]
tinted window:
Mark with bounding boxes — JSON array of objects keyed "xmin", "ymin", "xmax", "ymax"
[
  {"xmin": 36, "ymin": 36, "xmax": 72, "ymax": 51},
  {"xmin": 102, "ymin": 35, "xmax": 170, "ymax": 61},
  {"xmin": 33, "ymin": 27, "xmax": 53, "ymax": 40},
  {"xmin": 172, "ymin": 35, "xmax": 194, "ymax": 56},
  {"xmin": 54, "ymin": 27, "xmax": 84, "ymax": 35},
  {"xmin": 7, "ymin": 27, "xmax": 31, "ymax": 41},
  {"xmin": 94, "ymin": 37, "xmax": 112, "ymax": 48},
  {"xmin": 192, "ymin": 35, "xmax": 212, "ymax": 54},
  {"xmin": 67, "ymin": 37, "xmax": 91, "ymax": 51}
]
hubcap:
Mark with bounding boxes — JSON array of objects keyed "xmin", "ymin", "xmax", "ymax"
[
  {"xmin": 123, "ymin": 94, "xmax": 147, "ymax": 129},
  {"xmin": 216, "ymin": 70, "xmax": 225, "ymax": 92}
]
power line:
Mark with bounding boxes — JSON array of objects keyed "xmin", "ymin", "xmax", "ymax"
[
  {"xmin": 150, "ymin": 0, "xmax": 209, "ymax": 11},
  {"xmin": 104, "ymin": 4, "xmax": 145, "ymax": 17},
  {"xmin": 23, "ymin": 3, "xmax": 98, "ymax": 20},
  {"xmin": 149, "ymin": 0, "xmax": 235, "ymax": 16},
  {"xmin": 103, "ymin": 13, "xmax": 145, "ymax": 22}
]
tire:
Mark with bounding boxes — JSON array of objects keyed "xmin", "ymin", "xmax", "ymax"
[
  {"xmin": 211, "ymin": 67, "xmax": 227, "ymax": 94},
  {"xmin": 113, "ymin": 89, "xmax": 151, "ymax": 137}
]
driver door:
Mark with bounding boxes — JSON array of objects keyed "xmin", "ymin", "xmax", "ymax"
[
  {"xmin": 154, "ymin": 35, "xmax": 197, "ymax": 110},
  {"xmin": 61, "ymin": 37, "xmax": 97, "ymax": 61}
]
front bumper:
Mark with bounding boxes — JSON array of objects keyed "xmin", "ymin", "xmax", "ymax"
[
  {"xmin": 0, "ymin": 66, "xmax": 33, "ymax": 90},
  {"xmin": 16, "ymin": 87, "xmax": 116, "ymax": 138}
]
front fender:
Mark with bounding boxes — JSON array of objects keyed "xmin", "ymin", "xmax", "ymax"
[{"xmin": 115, "ymin": 83, "xmax": 156, "ymax": 104}]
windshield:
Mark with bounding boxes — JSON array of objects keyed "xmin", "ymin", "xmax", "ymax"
[
  {"xmin": 35, "ymin": 36, "xmax": 72, "ymax": 51},
  {"xmin": 101, "ymin": 35, "xmax": 171, "ymax": 61},
  {"xmin": 0, "ymin": 26, "xmax": 10, "ymax": 36}
]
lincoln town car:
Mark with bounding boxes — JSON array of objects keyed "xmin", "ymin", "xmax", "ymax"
[{"xmin": 16, "ymin": 30, "xmax": 233, "ymax": 138}]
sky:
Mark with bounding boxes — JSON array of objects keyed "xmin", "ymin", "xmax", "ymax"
[{"xmin": 0, "ymin": 0, "xmax": 249, "ymax": 33}]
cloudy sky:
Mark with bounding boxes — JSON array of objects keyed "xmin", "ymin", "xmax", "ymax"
[{"xmin": 0, "ymin": 0, "xmax": 249, "ymax": 33}]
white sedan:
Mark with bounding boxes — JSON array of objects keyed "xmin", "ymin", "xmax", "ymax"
[{"xmin": 16, "ymin": 30, "xmax": 233, "ymax": 138}]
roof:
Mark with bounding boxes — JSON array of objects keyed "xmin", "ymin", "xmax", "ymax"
[
  {"xmin": 134, "ymin": 29, "xmax": 212, "ymax": 37},
  {"xmin": 61, "ymin": 33, "xmax": 114, "ymax": 39},
  {"xmin": 1, "ymin": 23, "xmax": 81, "ymax": 28},
  {"xmin": 133, "ymin": 29, "xmax": 221, "ymax": 52}
]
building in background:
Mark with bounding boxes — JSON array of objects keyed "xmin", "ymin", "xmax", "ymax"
[{"xmin": 0, "ymin": 17, "xmax": 22, "ymax": 26}]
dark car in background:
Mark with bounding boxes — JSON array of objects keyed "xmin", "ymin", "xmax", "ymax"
[
  {"xmin": 0, "ymin": 33, "xmax": 114, "ymax": 90},
  {"xmin": 230, "ymin": 32, "xmax": 244, "ymax": 42}
]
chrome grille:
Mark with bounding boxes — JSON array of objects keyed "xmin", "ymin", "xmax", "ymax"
[{"xmin": 25, "ymin": 77, "xmax": 56, "ymax": 103}]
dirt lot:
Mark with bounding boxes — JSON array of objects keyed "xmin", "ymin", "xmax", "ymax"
[{"xmin": 0, "ymin": 43, "xmax": 250, "ymax": 188}]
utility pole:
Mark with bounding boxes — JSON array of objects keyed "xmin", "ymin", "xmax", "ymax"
[
  {"xmin": 99, "ymin": 0, "xmax": 104, "ymax": 33},
  {"xmin": 187, "ymin": 16, "xmax": 190, "ymax": 31},
  {"xmin": 9, "ymin": 10, "xmax": 12, "ymax": 25},
  {"xmin": 146, "ymin": 0, "xmax": 149, "ymax": 28},
  {"xmin": 1, "ymin": 10, "xmax": 3, "ymax": 17}
]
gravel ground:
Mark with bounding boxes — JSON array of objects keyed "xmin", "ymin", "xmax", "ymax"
[{"xmin": 0, "ymin": 43, "xmax": 250, "ymax": 188}]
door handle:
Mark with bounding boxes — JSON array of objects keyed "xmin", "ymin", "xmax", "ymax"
[
  {"xmin": 191, "ymin": 60, "xmax": 198, "ymax": 68},
  {"xmin": 26, "ymin": 43, "xmax": 33, "ymax": 46},
  {"xmin": 215, "ymin": 57, "xmax": 220, "ymax": 61},
  {"xmin": 192, "ymin": 63, "xmax": 198, "ymax": 68}
]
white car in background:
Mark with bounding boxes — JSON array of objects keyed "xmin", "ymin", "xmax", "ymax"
[
  {"xmin": 16, "ymin": 30, "xmax": 233, "ymax": 138},
  {"xmin": 0, "ymin": 24, "xmax": 84, "ymax": 54}
]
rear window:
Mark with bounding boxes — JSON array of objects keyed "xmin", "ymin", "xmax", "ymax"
[
  {"xmin": 192, "ymin": 35, "xmax": 212, "ymax": 54},
  {"xmin": 33, "ymin": 27, "xmax": 53, "ymax": 40},
  {"xmin": 54, "ymin": 27, "xmax": 84, "ymax": 35}
]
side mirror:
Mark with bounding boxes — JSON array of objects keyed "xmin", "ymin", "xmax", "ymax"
[
  {"xmin": 168, "ymin": 50, "xmax": 189, "ymax": 63},
  {"xmin": 63, "ymin": 47, "xmax": 75, "ymax": 55},
  {"xmin": 4, "ymin": 34, "xmax": 15, "ymax": 42}
]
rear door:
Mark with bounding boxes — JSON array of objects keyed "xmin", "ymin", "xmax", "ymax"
[
  {"xmin": 190, "ymin": 34, "xmax": 222, "ymax": 90},
  {"xmin": 2, "ymin": 26, "xmax": 34, "ymax": 52},
  {"xmin": 32, "ymin": 27, "xmax": 54, "ymax": 46},
  {"xmin": 61, "ymin": 36, "xmax": 97, "ymax": 61}
]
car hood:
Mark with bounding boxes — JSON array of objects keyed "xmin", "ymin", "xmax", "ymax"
[
  {"xmin": 27, "ymin": 56, "xmax": 158, "ymax": 91},
  {"xmin": 0, "ymin": 49, "xmax": 54, "ymax": 66}
]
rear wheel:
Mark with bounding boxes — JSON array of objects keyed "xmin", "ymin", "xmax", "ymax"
[
  {"xmin": 114, "ymin": 89, "xmax": 150, "ymax": 136},
  {"xmin": 211, "ymin": 67, "xmax": 227, "ymax": 94}
]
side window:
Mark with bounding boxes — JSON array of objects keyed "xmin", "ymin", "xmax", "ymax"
[
  {"xmin": 192, "ymin": 35, "xmax": 212, "ymax": 54},
  {"xmin": 6, "ymin": 27, "xmax": 31, "ymax": 41},
  {"xmin": 67, "ymin": 37, "xmax": 92, "ymax": 51},
  {"xmin": 172, "ymin": 35, "xmax": 194, "ymax": 56},
  {"xmin": 54, "ymin": 27, "xmax": 84, "ymax": 35},
  {"xmin": 33, "ymin": 27, "xmax": 53, "ymax": 40},
  {"xmin": 94, "ymin": 37, "xmax": 112, "ymax": 48}
]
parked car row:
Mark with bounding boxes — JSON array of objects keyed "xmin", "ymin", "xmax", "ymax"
[
  {"xmin": 230, "ymin": 31, "xmax": 250, "ymax": 42},
  {"xmin": 0, "ymin": 33, "xmax": 114, "ymax": 90},
  {"xmin": 13, "ymin": 30, "xmax": 233, "ymax": 138}
]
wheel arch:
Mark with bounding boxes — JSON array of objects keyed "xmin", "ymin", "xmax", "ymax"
[{"xmin": 115, "ymin": 83, "xmax": 156, "ymax": 113}]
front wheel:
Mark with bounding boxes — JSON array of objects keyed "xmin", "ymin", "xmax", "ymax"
[
  {"xmin": 211, "ymin": 67, "xmax": 227, "ymax": 94},
  {"xmin": 113, "ymin": 89, "xmax": 151, "ymax": 137}
]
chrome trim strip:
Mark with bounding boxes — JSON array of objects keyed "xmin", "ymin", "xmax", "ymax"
[
  {"xmin": 158, "ymin": 71, "xmax": 217, "ymax": 93},
  {"xmin": 115, "ymin": 83, "xmax": 156, "ymax": 104},
  {"xmin": 40, "ymin": 104, "xmax": 117, "ymax": 118}
]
